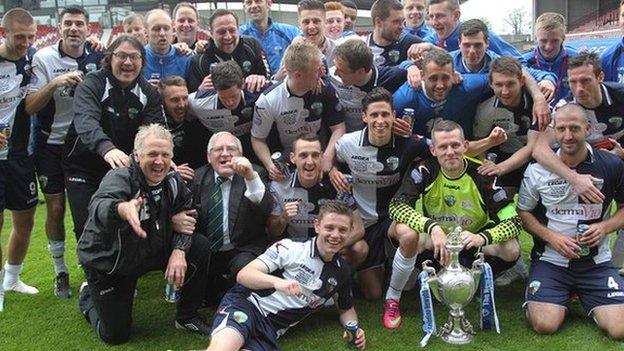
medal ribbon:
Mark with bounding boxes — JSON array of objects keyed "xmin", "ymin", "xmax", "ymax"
[
  {"xmin": 418, "ymin": 270, "xmax": 436, "ymax": 347},
  {"xmin": 479, "ymin": 261, "xmax": 500, "ymax": 333}
]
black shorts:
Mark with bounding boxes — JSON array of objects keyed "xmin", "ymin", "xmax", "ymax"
[
  {"xmin": 34, "ymin": 142, "xmax": 65, "ymax": 194},
  {"xmin": 359, "ymin": 218, "xmax": 392, "ymax": 271},
  {"xmin": 211, "ymin": 284, "xmax": 279, "ymax": 351},
  {"xmin": 525, "ymin": 260, "xmax": 624, "ymax": 315},
  {"xmin": 497, "ymin": 164, "xmax": 526, "ymax": 189},
  {"xmin": 0, "ymin": 158, "xmax": 38, "ymax": 211}
]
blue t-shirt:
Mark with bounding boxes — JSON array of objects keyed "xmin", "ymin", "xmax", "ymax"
[
  {"xmin": 392, "ymin": 74, "xmax": 491, "ymax": 138},
  {"xmin": 240, "ymin": 18, "xmax": 302, "ymax": 74},
  {"xmin": 600, "ymin": 37, "xmax": 624, "ymax": 84},
  {"xmin": 523, "ymin": 45, "xmax": 579, "ymax": 105}
]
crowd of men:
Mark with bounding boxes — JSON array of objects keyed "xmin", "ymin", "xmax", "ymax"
[{"xmin": 1, "ymin": 0, "xmax": 624, "ymax": 349}]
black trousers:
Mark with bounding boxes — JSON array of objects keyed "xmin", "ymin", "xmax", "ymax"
[
  {"xmin": 80, "ymin": 234, "xmax": 211, "ymax": 345},
  {"xmin": 205, "ymin": 248, "xmax": 257, "ymax": 305},
  {"xmin": 65, "ymin": 171, "xmax": 101, "ymax": 241}
]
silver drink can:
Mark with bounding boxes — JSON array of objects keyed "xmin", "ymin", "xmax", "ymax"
[
  {"xmin": 271, "ymin": 151, "xmax": 291, "ymax": 177},
  {"xmin": 344, "ymin": 320, "xmax": 359, "ymax": 348},
  {"xmin": 486, "ymin": 152, "xmax": 498, "ymax": 162},
  {"xmin": 402, "ymin": 108, "xmax": 415, "ymax": 137},
  {"xmin": 165, "ymin": 282, "xmax": 180, "ymax": 303},
  {"xmin": 594, "ymin": 178, "xmax": 604, "ymax": 191},
  {"xmin": 576, "ymin": 224, "xmax": 590, "ymax": 257}
]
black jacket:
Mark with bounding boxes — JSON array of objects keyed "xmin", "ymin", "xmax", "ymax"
[
  {"xmin": 64, "ymin": 68, "xmax": 165, "ymax": 178},
  {"xmin": 77, "ymin": 159, "xmax": 193, "ymax": 276},
  {"xmin": 190, "ymin": 164, "xmax": 272, "ymax": 255},
  {"xmin": 187, "ymin": 36, "xmax": 271, "ymax": 93}
]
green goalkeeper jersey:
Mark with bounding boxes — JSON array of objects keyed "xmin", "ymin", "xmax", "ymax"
[{"xmin": 389, "ymin": 156, "xmax": 522, "ymax": 245}]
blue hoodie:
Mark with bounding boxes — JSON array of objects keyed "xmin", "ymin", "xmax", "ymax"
[
  {"xmin": 600, "ymin": 37, "xmax": 624, "ymax": 84},
  {"xmin": 523, "ymin": 45, "xmax": 579, "ymax": 104},
  {"xmin": 424, "ymin": 22, "xmax": 521, "ymax": 58},
  {"xmin": 402, "ymin": 21, "xmax": 434, "ymax": 39},
  {"xmin": 142, "ymin": 45, "xmax": 191, "ymax": 81}
]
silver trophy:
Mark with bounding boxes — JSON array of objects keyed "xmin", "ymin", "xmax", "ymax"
[{"xmin": 422, "ymin": 226, "xmax": 484, "ymax": 345}]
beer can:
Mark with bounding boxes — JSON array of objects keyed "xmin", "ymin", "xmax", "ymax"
[
  {"xmin": 343, "ymin": 320, "xmax": 359, "ymax": 347},
  {"xmin": 344, "ymin": 174, "xmax": 353, "ymax": 185},
  {"xmin": 402, "ymin": 108, "xmax": 415, "ymax": 137},
  {"xmin": 164, "ymin": 282, "xmax": 180, "ymax": 303},
  {"xmin": 150, "ymin": 72, "xmax": 161, "ymax": 81},
  {"xmin": 60, "ymin": 86, "xmax": 75, "ymax": 97},
  {"xmin": 576, "ymin": 224, "xmax": 590, "ymax": 257},
  {"xmin": 486, "ymin": 152, "xmax": 498, "ymax": 162},
  {"xmin": 209, "ymin": 63, "xmax": 218, "ymax": 74},
  {"xmin": 271, "ymin": 151, "xmax": 291, "ymax": 177},
  {"xmin": 594, "ymin": 178, "xmax": 604, "ymax": 191},
  {"xmin": 0, "ymin": 123, "xmax": 11, "ymax": 139}
]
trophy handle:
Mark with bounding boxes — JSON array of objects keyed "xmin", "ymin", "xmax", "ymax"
[
  {"xmin": 422, "ymin": 260, "xmax": 442, "ymax": 301},
  {"xmin": 471, "ymin": 253, "xmax": 484, "ymax": 286}
]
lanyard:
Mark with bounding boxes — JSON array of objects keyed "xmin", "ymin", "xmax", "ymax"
[{"xmin": 534, "ymin": 47, "xmax": 568, "ymax": 98}]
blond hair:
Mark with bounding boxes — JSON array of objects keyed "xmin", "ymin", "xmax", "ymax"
[
  {"xmin": 134, "ymin": 124, "xmax": 173, "ymax": 155},
  {"xmin": 535, "ymin": 12, "xmax": 566, "ymax": 33},
  {"xmin": 283, "ymin": 40, "xmax": 322, "ymax": 73}
]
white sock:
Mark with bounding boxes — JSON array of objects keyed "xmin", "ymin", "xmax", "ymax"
[
  {"xmin": 3, "ymin": 262, "xmax": 38, "ymax": 294},
  {"xmin": 48, "ymin": 240, "xmax": 68, "ymax": 275},
  {"xmin": 385, "ymin": 250, "xmax": 417, "ymax": 302},
  {"xmin": 3, "ymin": 262, "xmax": 21, "ymax": 286}
]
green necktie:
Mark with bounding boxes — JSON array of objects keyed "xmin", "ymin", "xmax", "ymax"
[{"xmin": 207, "ymin": 176, "xmax": 228, "ymax": 251}]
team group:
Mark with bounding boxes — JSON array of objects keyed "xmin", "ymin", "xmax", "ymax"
[{"xmin": 0, "ymin": 0, "xmax": 624, "ymax": 349}]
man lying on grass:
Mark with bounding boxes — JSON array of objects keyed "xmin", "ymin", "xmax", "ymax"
[{"xmin": 206, "ymin": 200, "xmax": 366, "ymax": 351}]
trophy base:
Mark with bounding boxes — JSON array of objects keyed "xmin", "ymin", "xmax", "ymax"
[{"xmin": 440, "ymin": 330, "xmax": 474, "ymax": 345}]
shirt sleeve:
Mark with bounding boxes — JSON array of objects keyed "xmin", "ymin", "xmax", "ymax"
[
  {"xmin": 517, "ymin": 164, "xmax": 540, "ymax": 211},
  {"xmin": 250, "ymin": 93, "xmax": 274, "ymax": 139},
  {"xmin": 389, "ymin": 161, "xmax": 439, "ymax": 235},
  {"xmin": 244, "ymin": 173, "xmax": 266, "ymax": 204},
  {"xmin": 257, "ymin": 239, "xmax": 296, "ymax": 273},
  {"xmin": 28, "ymin": 53, "xmax": 48, "ymax": 92}
]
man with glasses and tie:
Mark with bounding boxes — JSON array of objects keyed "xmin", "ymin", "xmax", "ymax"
[{"xmin": 191, "ymin": 131, "xmax": 273, "ymax": 304}]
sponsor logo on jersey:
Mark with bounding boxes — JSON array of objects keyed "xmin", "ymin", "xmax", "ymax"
[
  {"xmin": 410, "ymin": 168, "xmax": 423, "ymax": 183},
  {"xmin": 549, "ymin": 203, "xmax": 602, "ymax": 220}
]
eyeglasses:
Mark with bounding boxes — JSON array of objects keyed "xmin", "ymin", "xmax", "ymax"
[
  {"xmin": 209, "ymin": 145, "xmax": 240, "ymax": 153},
  {"xmin": 112, "ymin": 51, "xmax": 142, "ymax": 62}
]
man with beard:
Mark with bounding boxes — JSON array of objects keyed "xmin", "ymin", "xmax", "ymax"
[
  {"xmin": 240, "ymin": 0, "xmax": 302, "ymax": 74},
  {"xmin": 393, "ymin": 50, "xmax": 551, "ymax": 139},
  {"xmin": 24, "ymin": 5, "xmax": 104, "ymax": 299},
  {"xmin": 63, "ymin": 35, "xmax": 165, "ymax": 247},
  {"xmin": 365, "ymin": 0, "xmax": 422, "ymax": 68},
  {"xmin": 519, "ymin": 103, "xmax": 624, "ymax": 339},
  {"xmin": 0, "ymin": 7, "xmax": 38, "ymax": 312},
  {"xmin": 159, "ymin": 76, "xmax": 208, "ymax": 176},
  {"xmin": 142, "ymin": 9, "xmax": 191, "ymax": 82},
  {"xmin": 189, "ymin": 61, "xmax": 266, "ymax": 165},
  {"xmin": 187, "ymin": 10, "xmax": 270, "ymax": 94}
]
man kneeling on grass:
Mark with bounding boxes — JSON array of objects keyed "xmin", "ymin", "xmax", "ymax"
[{"xmin": 206, "ymin": 200, "xmax": 366, "ymax": 351}]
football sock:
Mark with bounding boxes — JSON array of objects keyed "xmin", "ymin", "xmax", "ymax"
[
  {"xmin": 3, "ymin": 262, "xmax": 39, "ymax": 294},
  {"xmin": 48, "ymin": 240, "xmax": 68, "ymax": 275},
  {"xmin": 385, "ymin": 250, "xmax": 417, "ymax": 302}
]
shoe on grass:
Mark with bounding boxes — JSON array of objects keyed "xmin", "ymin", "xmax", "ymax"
[
  {"xmin": 54, "ymin": 272, "xmax": 71, "ymax": 299},
  {"xmin": 3, "ymin": 279, "xmax": 39, "ymax": 295},
  {"xmin": 175, "ymin": 316, "xmax": 211, "ymax": 336},
  {"xmin": 382, "ymin": 299, "xmax": 402, "ymax": 330},
  {"xmin": 495, "ymin": 260, "xmax": 529, "ymax": 287}
]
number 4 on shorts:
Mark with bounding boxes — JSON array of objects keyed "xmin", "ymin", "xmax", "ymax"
[{"xmin": 608, "ymin": 276, "xmax": 620, "ymax": 290}]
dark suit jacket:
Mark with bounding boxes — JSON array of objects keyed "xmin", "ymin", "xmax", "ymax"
[{"xmin": 191, "ymin": 164, "xmax": 272, "ymax": 255}]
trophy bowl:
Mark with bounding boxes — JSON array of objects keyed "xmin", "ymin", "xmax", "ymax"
[{"xmin": 424, "ymin": 228, "xmax": 483, "ymax": 345}]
